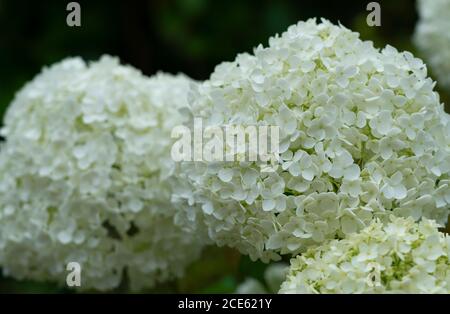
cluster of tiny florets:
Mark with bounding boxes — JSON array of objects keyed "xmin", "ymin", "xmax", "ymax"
[
  {"xmin": 175, "ymin": 18, "xmax": 450, "ymax": 262},
  {"xmin": 280, "ymin": 216, "xmax": 450, "ymax": 293},
  {"xmin": 415, "ymin": 0, "xmax": 450, "ymax": 92},
  {"xmin": 0, "ymin": 56, "xmax": 204, "ymax": 291}
]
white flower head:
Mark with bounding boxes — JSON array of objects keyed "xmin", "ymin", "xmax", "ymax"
[
  {"xmin": 280, "ymin": 217, "xmax": 450, "ymax": 294},
  {"xmin": 0, "ymin": 56, "xmax": 205, "ymax": 291},
  {"xmin": 176, "ymin": 19, "xmax": 450, "ymax": 262},
  {"xmin": 414, "ymin": 0, "xmax": 450, "ymax": 92}
]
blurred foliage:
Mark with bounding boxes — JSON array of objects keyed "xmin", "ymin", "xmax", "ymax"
[{"xmin": 0, "ymin": 0, "xmax": 448, "ymax": 293}]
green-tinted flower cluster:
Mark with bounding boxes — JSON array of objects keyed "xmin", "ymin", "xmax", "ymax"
[{"xmin": 280, "ymin": 216, "xmax": 450, "ymax": 293}]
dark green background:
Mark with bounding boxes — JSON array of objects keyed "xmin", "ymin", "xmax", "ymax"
[{"xmin": 0, "ymin": 0, "xmax": 444, "ymax": 293}]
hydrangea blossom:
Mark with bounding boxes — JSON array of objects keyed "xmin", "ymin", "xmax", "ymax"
[
  {"xmin": 175, "ymin": 19, "xmax": 450, "ymax": 262},
  {"xmin": 0, "ymin": 56, "xmax": 204, "ymax": 291},
  {"xmin": 414, "ymin": 0, "xmax": 450, "ymax": 92},
  {"xmin": 279, "ymin": 216, "xmax": 450, "ymax": 293}
]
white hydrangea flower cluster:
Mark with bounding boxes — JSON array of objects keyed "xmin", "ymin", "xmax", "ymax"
[
  {"xmin": 279, "ymin": 216, "xmax": 450, "ymax": 293},
  {"xmin": 175, "ymin": 19, "xmax": 450, "ymax": 262},
  {"xmin": 0, "ymin": 56, "xmax": 204, "ymax": 291},
  {"xmin": 414, "ymin": 0, "xmax": 450, "ymax": 92}
]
